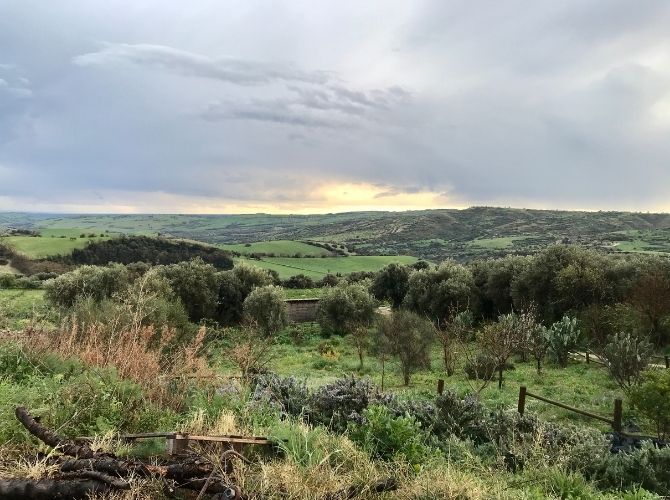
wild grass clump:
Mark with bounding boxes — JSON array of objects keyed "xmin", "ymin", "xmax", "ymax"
[{"xmin": 25, "ymin": 322, "xmax": 211, "ymax": 409}]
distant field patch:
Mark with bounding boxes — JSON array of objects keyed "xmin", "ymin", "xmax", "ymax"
[
  {"xmin": 240, "ymin": 255, "xmax": 418, "ymax": 279},
  {"xmin": 220, "ymin": 240, "xmax": 332, "ymax": 257},
  {"xmin": 468, "ymin": 236, "xmax": 528, "ymax": 249},
  {"xmin": 283, "ymin": 288, "xmax": 325, "ymax": 299},
  {"xmin": 2, "ymin": 230, "xmax": 111, "ymax": 258}
]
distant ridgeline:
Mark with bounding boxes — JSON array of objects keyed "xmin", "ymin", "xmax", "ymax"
[{"xmin": 53, "ymin": 236, "xmax": 234, "ymax": 270}]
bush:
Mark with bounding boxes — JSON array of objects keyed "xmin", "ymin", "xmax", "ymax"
[
  {"xmin": 629, "ymin": 370, "xmax": 670, "ymax": 439},
  {"xmin": 348, "ymin": 404, "xmax": 430, "ymax": 464},
  {"xmin": 44, "ymin": 264, "xmax": 131, "ymax": 308},
  {"xmin": 243, "ymin": 285, "xmax": 288, "ymax": 337},
  {"xmin": 251, "ymin": 373, "xmax": 309, "ymax": 419},
  {"xmin": 585, "ymin": 442, "xmax": 670, "ymax": 495},
  {"xmin": 308, "ymin": 376, "xmax": 380, "ymax": 432},
  {"xmin": 156, "ymin": 258, "xmax": 219, "ymax": 322},
  {"xmin": 546, "ymin": 315, "xmax": 581, "ymax": 367},
  {"xmin": 599, "ymin": 332, "xmax": 653, "ymax": 389},
  {"xmin": 283, "ymin": 274, "xmax": 315, "ymax": 289},
  {"xmin": 432, "ymin": 390, "xmax": 489, "ymax": 444}
]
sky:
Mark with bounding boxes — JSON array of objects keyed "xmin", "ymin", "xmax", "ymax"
[{"xmin": 1, "ymin": 0, "xmax": 670, "ymax": 214}]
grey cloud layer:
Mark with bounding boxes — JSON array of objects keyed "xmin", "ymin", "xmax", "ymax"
[{"xmin": 1, "ymin": 0, "xmax": 670, "ymax": 212}]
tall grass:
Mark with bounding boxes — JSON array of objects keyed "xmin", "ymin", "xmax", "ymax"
[{"xmin": 25, "ymin": 322, "xmax": 211, "ymax": 409}]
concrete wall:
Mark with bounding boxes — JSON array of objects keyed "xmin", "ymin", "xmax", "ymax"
[{"xmin": 285, "ymin": 298, "xmax": 320, "ymax": 323}]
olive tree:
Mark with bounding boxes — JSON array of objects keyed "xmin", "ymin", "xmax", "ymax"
[
  {"xmin": 156, "ymin": 258, "xmax": 219, "ymax": 322},
  {"xmin": 377, "ymin": 309, "xmax": 434, "ymax": 385},
  {"xmin": 370, "ymin": 263, "xmax": 410, "ymax": 309},
  {"xmin": 404, "ymin": 261, "xmax": 477, "ymax": 322},
  {"xmin": 44, "ymin": 264, "xmax": 130, "ymax": 308},
  {"xmin": 243, "ymin": 285, "xmax": 288, "ymax": 337},
  {"xmin": 317, "ymin": 283, "xmax": 378, "ymax": 369}
]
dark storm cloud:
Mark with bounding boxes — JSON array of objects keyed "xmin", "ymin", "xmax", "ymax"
[{"xmin": 1, "ymin": 0, "xmax": 670, "ymax": 212}]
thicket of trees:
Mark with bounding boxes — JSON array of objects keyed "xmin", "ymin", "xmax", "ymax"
[
  {"xmin": 57, "ymin": 236, "xmax": 235, "ymax": 270},
  {"xmin": 367, "ymin": 246, "xmax": 670, "ymax": 348}
]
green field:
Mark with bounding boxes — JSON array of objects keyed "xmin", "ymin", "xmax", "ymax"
[
  {"xmin": 241, "ymin": 255, "xmax": 418, "ymax": 280},
  {"xmin": 467, "ymin": 236, "xmax": 529, "ymax": 249},
  {"xmin": 0, "ymin": 289, "xmax": 49, "ymax": 330},
  {"xmin": 213, "ymin": 323, "xmax": 625, "ymax": 431},
  {"xmin": 2, "ymin": 230, "xmax": 111, "ymax": 258},
  {"xmin": 220, "ymin": 240, "xmax": 333, "ymax": 256}
]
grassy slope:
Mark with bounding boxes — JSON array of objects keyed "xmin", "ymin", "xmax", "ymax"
[
  {"xmin": 0, "ymin": 289, "xmax": 48, "ymax": 329},
  {"xmin": 2, "ymin": 230, "xmax": 111, "ymax": 258},
  {"xmin": 241, "ymin": 255, "xmax": 418, "ymax": 279},
  {"xmin": 220, "ymin": 240, "xmax": 333, "ymax": 256}
]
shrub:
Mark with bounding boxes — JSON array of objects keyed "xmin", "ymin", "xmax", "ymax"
[
  {"xmin": 546, "ymin": 315, "xmax": 580, "ymax": 367},
  {"xmin": 585, "ymin": 442, "xmax": 670, "ymax": 495},
  {"xmin": 243, "ymin": 285, "xmax": 288, "ymax": 337},
  {"xmin": 251, "ymin": 373, "xmax": 309, "ymax": 419},
  {"xmin": 215, "ymin": 271, "xmax": 245, "ymax": 325},
  {"xmin": 348, "ymin": 404, "xmax": 430, "ymax": 464},
  {"xmin": 308, "ymin": 376, "xmax": 379, "ymax": 432},
  {"xmin": 283, "ymin": 274, "xmax": 315, "ymax": 289},
  {"xmin": 156, "ymin": 258, "xmax": 219, "ymax": 322},
  {"xmin": 432, "ymin": 390, "xmax": 489, "ymax": 444},
  {"xmin": 629, "ymin": 370, "xmax": 670, "ymax": 439},
  {"xmin": 44, "ymin": 264, "xmax": 130, "ymax": 308},
  {"xmin": 599, "ymin": 332, "xmax": 653, "ymax": 389}
]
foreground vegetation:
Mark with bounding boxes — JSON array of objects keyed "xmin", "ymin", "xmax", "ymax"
[{"xmin": 2, "ymin": 228, "xmax": 670, "ymax": 497}]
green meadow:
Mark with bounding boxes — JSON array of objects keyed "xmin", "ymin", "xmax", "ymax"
[
  {"xmin": 220, "ymin": 239, "xmax": 333, "ymax": 256},
  {"xmin": 241, "ymin": 255, "xmax": 419, "ymax": 279},
  {"xmin": 2, "ymin": 229, "xmax": 111, "ymax": 258}
]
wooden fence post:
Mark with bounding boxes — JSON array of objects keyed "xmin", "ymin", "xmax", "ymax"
[
  {"xmin": 613, "ymin": 399, "xmax": 623, "ymax": 433},
  {"xmin": 585, "ymin": 351, "xmax": 590, "ymax": 364},
  {"xmin": 665, "ymin": 355, "xmax": 669, "ymax": 369},
  {"xmin": 437, "ymin": 379, "xmax": 444, "ymax": 395},
  {"xmin": 518, "ymin": 386, "xmax": 527, "ymax": 416}
]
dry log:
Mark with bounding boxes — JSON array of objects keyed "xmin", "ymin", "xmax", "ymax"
[
  {"xmin": 10, "ymin": 406, "xmax": 244, "ymax": 498},
  {"xmin": 0, "ymin": 479, "xmax": 113, "ymax": 499},
  {"xmin": 15, "ymin": 407, "xmax": 93, "ymax": 458}
]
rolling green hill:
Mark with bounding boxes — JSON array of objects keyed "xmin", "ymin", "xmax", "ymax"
[
  {"xmin": 219, "ymin": 240, "xmax": 334, "ymax": 257},
  {"xmin": 1, "ymin": 232, "xmax": 110, "ymax": 258},
  {"xmin": 4, "ymin": 207, "xmax": 670, "ymax": 261},
  {"xmin": 240, "ymin": 255, "xmax": 418, "ymax": 280}
]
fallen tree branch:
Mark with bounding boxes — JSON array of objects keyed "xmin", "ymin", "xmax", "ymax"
[
  {"xmin": 0, "ymin": 479, "xmax": 113, "ymax": 499},
  {"xmin": 15, "ymin": 407, "xmax": 93, "ymax": 458}
]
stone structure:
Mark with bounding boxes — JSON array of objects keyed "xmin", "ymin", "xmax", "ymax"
[{"xmin": 285, "ymin": 298, "xmax": 320, "ymax": 323}]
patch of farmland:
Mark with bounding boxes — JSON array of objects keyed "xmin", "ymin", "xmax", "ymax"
[
  {"xmin": 240, "ymin": 255, "xmax": 418, "ymax": 280},
  {"xmin": 2, "ymin": 231, "xmax": 111, "ymax": 258},
  {"xmin": 220, "ymin": 240, "xmax": 332, "ymax": 256}
]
